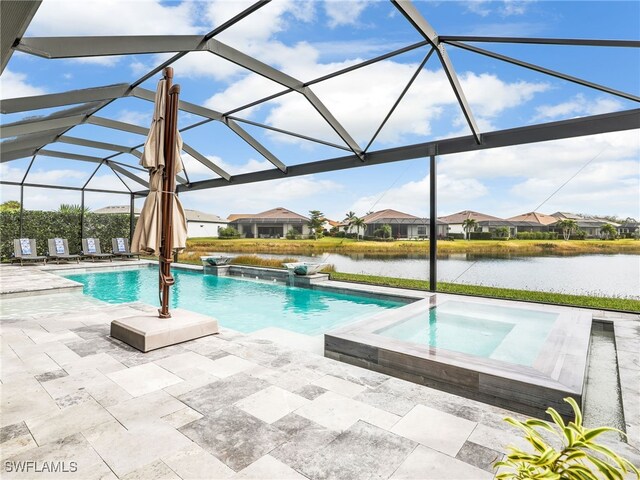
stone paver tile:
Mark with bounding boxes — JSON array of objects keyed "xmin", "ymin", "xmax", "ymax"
[
  {"xmin": 2, "ymin": 433, "xmax": 113, "ymax": 479},
  {"xmin": 54, "ymin": 389, "xmax": 93, "ymax": 408},
  {"xmin": 161, "ymin": 406, "xmax": 203, "ymax": 429},
  {"xmin": 162, "ymin": 372, "xmax": 219, "ymax": 397},
  {"xmin": 236, "ymin": 454, "xmax": 307, "ymax": 479},
  {"xmin": 14, "ymin": 352, "xmax": 60, "ymax": 376},
  {"xmin": 236, "ymin": 385, "xmax": 309, "ymax": 424},
  {"xmin": 84, "ymin": 419, "xmax": 192, "ymax": 478},
  {"xmin": 107, "ymin": 363, "xmax": 182, "ymax": 397},
  {"xmin": 354, "ymin": 388, "xmax": 417, "ymax": 417},
  {"xmin": 467, "ymin": 423, "xmax": 530, "ymax": 454},
  {"xmin": 456, "ymin": 440, "xmax": 503, "ymax": 473},
  {"xmin": 154, "ymin": 351, "xmax": 229, "ymax": 380},
  {"xmin": 0, "ymin": 422, "xmax": 30, "ymax": 443},
  {"xmin": 299, "ymin": 420, "xmax": 416, "ymax": 480},
  {"xmin": 107, "ymin": 390, "xmax": 186, "ymax": 428},
  {"xmin": 294, "ymin": 384, "xmax": 328, "ymax": 400},
  {"xmin": 121, "ymin": 460, "xmax": 180, "ymax": 480},
  {"xmin": 162, "ymin": 444, "xmax": 235, "ymax": 480},
  {"xmin": 312, "ymin": 374, "xmax": 367, "ymax": 398},
  {"xmin": 295, "ymin": 391, "xmax": 401, "ymax": 432},
  {"xmin": 27, "ymin": 330, "xmax": 82, "ymax": 345},
  {"xmin": 26, "ymin": 397, "xmax": 112, "ymax": 445},
  {"xmin": 178, "ymin": 406, "xmax": 288, "ymax": 472},
  {"xmin": 42, "ymin": 368, "xmax": 132, "ymax": 408},
  {"xmin": 178, "ymin": 373, "xmax": 268, "ymax": 417},
  {"xmin": 391, "ymin": 404, "xmax": 476, "ymax": 456},
  {"xmin": 271, "ymin": 416, "xmax": 338, "ymax": 472},
  {"xmin": 390, "ymin": 444, "xmax": 493, "ymax": 479},
  {"xmin": 247, "ymin": 364, "xmax": 318, "ymax": 392},
  {"xmin": 201, "ymin": 354, "xmax": 258, "ymax": 378},
  {"xmin": 0, "ymin": 377, "xmax": 60, "ymax": 427},
  {"xmin": 63, "ymin": 352, "xmax": 127, "ymax": 375},
  {"xmin": 0, "ymin": 434, "xmax": 38, "ymax": 462},
  {"xmin": 34, "ymin": 369, "xmax": 68, "ymax": 383}
]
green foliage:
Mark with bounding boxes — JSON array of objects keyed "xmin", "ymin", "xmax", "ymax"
[
  {"xmin": 469, "ymin": 231, "xmax": 493, "ymax": 240},
  {"xmin": 58, "ymin": 203, "xmax": 91, "ymax": 214},
  {"xmin": 516, "ymin": 232, "xmax": 559, "ymax": 240},
  {"xmin": 373, "ymin": 224, "xmax": 393, "ymax": 239},
  {"xmin": 495, "ymin": 226, "xmax": 510, "ymax": 239},
  {"xmin": 600, "ymin": 223, "xmax": 617, "ymax": 240},
  {"xmin": 0, "ymin": 211, "xmax": 132, "ymax": 258},
  {"xmin": 558, "ymin": 219, "xmax": 578, "ymax": 241},
  {"xmin": 462, "ymin": 218, "xmax": 477, "ymax": 240},
  {"xmin": 351, "ymin": 216, "xmax": 366, "ymax": 240},
  {"xmin": 217, "ymin": 226, "xmax": 240, "ymax": 238},
  {"xmin": 495, "ymin": 397, "xmax": 639, "ymax": 480},
  {"xmin": 286, "ymin": 228, "xmax": 301, "ymax": 240},
  {"xmin": 308, "ymin": 210, "xmax": 325, "ymax": 239},
  {"xmin": 0, "ymin": 201, "xmax": 21, "ymax": 212}
]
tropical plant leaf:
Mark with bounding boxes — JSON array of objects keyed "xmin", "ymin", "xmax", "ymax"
[
  {"xmin": 582, "ymin": 426, "xmax": 618, "ymax": 442},
  {"xmin": 546, "ymin": 407, "xmax": 566, "ymax": 430},
  {"xmin": 589, "ymin": 456, "xmax": 622, "ymax": 480},
  {"xmin": 565, "ymin": 397, "xmax": 582, "ymax": 427}
]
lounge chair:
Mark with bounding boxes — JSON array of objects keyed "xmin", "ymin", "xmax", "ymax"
[
  {"xmin": 82, "ymin": 238, "xmax": 113, "ymax": 262},
  {"xmin": 111, "ymin": 238, "xmax": 140, "ymax": 260},
  {"xmin": 11, "ymin": 238, "xmax": 47, "ymax": 266},
  {"xmin": 47, "ymin": 238, "xmax": 80, "ymax": 264}
]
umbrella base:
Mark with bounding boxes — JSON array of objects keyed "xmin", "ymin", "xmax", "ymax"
[{"xmin": 110, "ymin": 308, "xmax": 219, "ymax": 353}]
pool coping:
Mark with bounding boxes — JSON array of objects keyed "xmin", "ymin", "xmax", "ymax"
[{"xmin": 325, "ymin": 294, "xmax": 593, "ymax": 420}]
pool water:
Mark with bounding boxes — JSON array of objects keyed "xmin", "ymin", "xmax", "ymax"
[
  {"xmin": 375, "ymin": 300, "xmax": 559, "ymax": 366},
  {"xmin": 63, "ymin": 267, "xmax": 403, "ymax": 336}
]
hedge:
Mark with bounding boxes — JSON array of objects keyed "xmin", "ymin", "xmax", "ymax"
[{"xmin": 0, "ymin": 211, "xmax": 135, "ymax": 259}]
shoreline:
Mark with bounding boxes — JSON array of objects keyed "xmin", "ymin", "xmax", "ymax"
[{"xmin": 185, "ymin": 237, "xmax": 640, "ymax": 256}]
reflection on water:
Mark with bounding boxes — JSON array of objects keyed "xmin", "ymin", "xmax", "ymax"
[{"xmin": 215, "ymin": 251, "xmax": 640, "ymax": 299}]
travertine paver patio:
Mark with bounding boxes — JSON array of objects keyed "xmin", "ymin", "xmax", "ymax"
[{"xmin": 1, "ymin": 263, "xmax": 638, "ymax": 479}]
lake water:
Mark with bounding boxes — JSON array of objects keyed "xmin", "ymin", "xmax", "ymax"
[{"xmin": 216, "ymin": 252, "xmax": 640, "ymax": 299}]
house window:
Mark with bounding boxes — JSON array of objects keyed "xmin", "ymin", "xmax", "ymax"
[{"xmin": 417, "ymin": 226, "xmax": 426, "ymax": 235}]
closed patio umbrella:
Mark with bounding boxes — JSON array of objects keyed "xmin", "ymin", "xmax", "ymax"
[{"xmin": 131, "ymin": 67, "xmax": 187, "ymax": 318}]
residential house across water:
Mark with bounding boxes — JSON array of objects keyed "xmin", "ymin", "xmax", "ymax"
[{"xmin": 228, "ymin": 207, "xmax": 311, "ymax": 238}]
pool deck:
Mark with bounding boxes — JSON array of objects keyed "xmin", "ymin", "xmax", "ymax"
[{"xmin": 0, "ymin": 262, "xmax": 638, "ymax": 479}]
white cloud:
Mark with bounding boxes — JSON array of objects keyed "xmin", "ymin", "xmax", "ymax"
[
  {"xmin": 28, "ymin": 0, "xmax": 200, "ymax": 36},
  {"xmin": 116, "ymin": 110, "xmax": 151, "ymax": 127},
  {"xmin": 181, "ymin": 154, "xmax": 274, "ymax": 178},
  {"xmin": 0, "ymin": 69, "xmax": 47, "ymax": 99},
  {"xmin": 533, "ymin": 94, "xmax": 623, "ymax": 122},
  {"xmin": 464, "ymin": 0, "xmax": 533, "ymax": 17},
  {"xmin": 183, "ymin": 175, "xmax": 343, "ymax": 213},
  {"xmin": 349, "ymin": 174, "xmax": 488, "ymax": 218},
  {"xmin": 324, "ymin": 0, "xmax": 368, "ymax": 28}
]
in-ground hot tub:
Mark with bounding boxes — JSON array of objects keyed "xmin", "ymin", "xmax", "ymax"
[{"xmin": 325, "ymin": 294, "xmax": 592, "ymax": 419}]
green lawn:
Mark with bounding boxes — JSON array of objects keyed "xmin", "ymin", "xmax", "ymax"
[{"xmin": 328, "ymin": 272, "xmax": 640, "ymax": 313}]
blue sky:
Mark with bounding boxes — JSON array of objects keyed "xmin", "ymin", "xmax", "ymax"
[{"xmin": 1, "ymin": 0, "xmax": 639, "ymax": 221}]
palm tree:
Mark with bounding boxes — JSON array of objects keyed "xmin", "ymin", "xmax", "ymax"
[
  {"xmin": 352, "ymin": 217, "xmax": 366, "ymax": 241},
  {"xmin": 462, "ymin": 218, "xmax": 477, "ymax": 240},
  {"xmin": 600, "ymin": 223, "xmax": 617, "ymax": 240},
  {"xmin": 58, "ymin": 204, "xmax": 91, "ymax": 214},
  {"xmin": 345, "ymin": 211, "xmax": 357, "ymax": 235},
  {"xmin": 557, "ymin": 219, "xmax": 578, "ymax": 241}
]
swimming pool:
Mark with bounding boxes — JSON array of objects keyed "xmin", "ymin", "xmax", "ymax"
[
  {"xmin": 375, "ymin": 300, "xmax": 558, "ymax": 367},
  {"xmin": 63, "ymin": 266, "xmax": 404, "ymax": 336}
]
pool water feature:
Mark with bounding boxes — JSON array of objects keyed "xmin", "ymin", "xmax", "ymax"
[
  {"xmin": 63, "ymin": 266, "xmax": 404, "ymax": 336},
  {"xmin": 326, "ymin": 295, "xmax": 592, "ymax": 420},
  {"xmin": 376, "ymin": 301, "xmax": 559, "ymax": 366}
]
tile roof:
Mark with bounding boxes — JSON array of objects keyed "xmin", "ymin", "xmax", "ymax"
[
  {"xmin": 438, "ymin": 210, "xmax": 502, "ymax": 223},
  {"xmin": 507, "ymin": 212, "xmax": 558, "ymax": 225}
]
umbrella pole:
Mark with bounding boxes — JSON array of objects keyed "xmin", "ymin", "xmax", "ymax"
[{"xmin": 159, "ymin": 67, "xmax": 179, "ymax": 318}]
